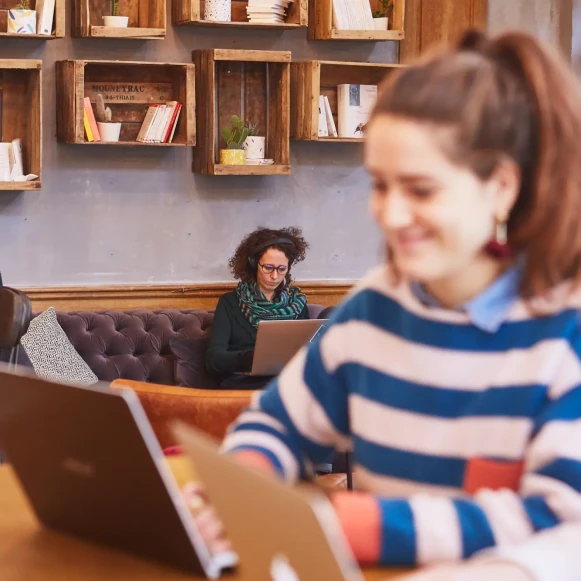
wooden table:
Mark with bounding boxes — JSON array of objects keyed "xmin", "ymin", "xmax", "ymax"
[{"xmin": 0, "ymin": 459, "xmax": 408, "ymax": 581}]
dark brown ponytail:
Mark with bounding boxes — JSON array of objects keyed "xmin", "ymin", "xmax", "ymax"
[{"xmin": 371, "ymin": 29, "xmax": 581, "ymax": 298}]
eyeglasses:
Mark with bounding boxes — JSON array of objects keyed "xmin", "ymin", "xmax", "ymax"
[{"xmin": 258, "ymin": 263, "xmax": 288, "ymax": 275}]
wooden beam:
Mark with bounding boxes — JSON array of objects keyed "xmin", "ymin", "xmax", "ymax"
[{"xmin": 22, "ymin": 281, "xmax": 354, "ymax": 313}]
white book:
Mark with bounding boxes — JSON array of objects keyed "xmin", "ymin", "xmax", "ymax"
[
  {"xmin": 37, "ymin": 0, "xmax": 55, "ymax": 35},
  {"xmin": 337, "ymin": 84, "xmax": 377, "ymax": 138},
  {"xmin": 318, "ymin": 95, "xmax": 329, "ymax": 137},
  {"xmin": 0, "ymin": 143, "xmax": 12, "ymax": 181},
  {"xmin": 154, "ymin": 105, "xmax": 171, "ymax": 142},
  {"xmin": 323, "ymin": 95, "xmax": 337, "ymax": 137},
  {"xmin": 357, "ymin": 0, "xmax": 374, "ymax": 28},
  {"xmin": 10, "ymin": 138, "xmax": 23, "ymax": 178},
  {"xmin": 144, "ymin": 106, "xmax": 161, "ymax": 143},
  {"xmin": 332, "ymin": 0, "xmax": 349, "ymax": 29}
]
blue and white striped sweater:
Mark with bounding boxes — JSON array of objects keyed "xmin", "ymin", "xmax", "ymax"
[{"xmin": 221, "ymin": 265, "xmax": 581, "ymax": 566}]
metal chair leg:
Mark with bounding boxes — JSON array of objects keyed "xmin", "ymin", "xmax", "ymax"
[
  {"xmin": 345, "ymin": 451, "xmax": 353, "ymax": 491},
  {"xmin": 8, "ymin": 344, "xmax": 19, "ymax": 372}
]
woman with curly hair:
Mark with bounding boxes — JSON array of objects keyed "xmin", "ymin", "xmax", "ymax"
[{"xmin": 205, "ymin": 227, "xmax": 310, "ymax": 385}]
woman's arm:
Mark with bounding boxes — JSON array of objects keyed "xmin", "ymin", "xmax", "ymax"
[{"xmin": 205, "ymin": 296, "xmax": 253, "ymax": 376}]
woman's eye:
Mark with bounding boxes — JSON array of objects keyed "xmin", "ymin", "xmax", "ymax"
[
  {"xmin": 411, "ymin": 188, "xmax": 434, "ymax": 199},
  {"xmin": 372, "ymin": 181, "xmax": 387, "ymax": 193}
]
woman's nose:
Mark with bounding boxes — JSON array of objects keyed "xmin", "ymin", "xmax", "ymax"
[{"xmin": 380, "ymin": 192, "xmax": 413, "ymax": 229}]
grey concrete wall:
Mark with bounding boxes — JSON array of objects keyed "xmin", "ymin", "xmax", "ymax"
[{"xmin": 0, "ymin": 22, "xmax": 397, "ymax": 287}]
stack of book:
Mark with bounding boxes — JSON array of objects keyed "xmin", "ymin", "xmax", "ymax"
[
  {"xmin": 246, "ymin": 0, "xmax": 293, "ymax": 24},
  {"xmin": 136, "ymin": 101, "xmax": 182, "ymax": 144},
  {"xmin": 317, "ymin": 95, "xmax": 337, "ymax": 138},
  {"xmin": 83, "ymin": 97, "xmax": 100, "ymax": 142},
  {"xmin": 331, "ymin": 0, "xmax": 375, "ymax": 29}
]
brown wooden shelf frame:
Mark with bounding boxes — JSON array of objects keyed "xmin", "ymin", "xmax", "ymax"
[
  {"xmin": 174, "ymin": 0, "xmax": 306, "ymax": 27},
  {"xmin": 192, "ymin": 49, "xmax": 291, "ymax": 176},
  {"xmin": 72, "ymin": 0, "xmax": 165, "ymax": 38},
  {"xmin": 290, "ymin": 60, "xmax": 402, "ymax": 141},
  {"xmin": 55, "ymin": 60, "xmax": 195, "ymax": 146},
  {"xmin": 0, "ymin": 60, "xmax": 42, "ymax": 191},
  {"xmin": 308, "ymin": 0, "xmax": 404, "ymax": 41}
]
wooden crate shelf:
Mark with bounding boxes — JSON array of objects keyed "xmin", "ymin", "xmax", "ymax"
[
  {"xmin": 174, "ymin": 0, "xmax": 306, "ymax": 27},
  {"xmin": 72, "ymin": 0, "xmax": 165, "ymax": 38},
  {"xmin": 0, "ymin": 0, "xmax": 64, "ymax": 38},
  {"xmin": 193, "ymin": 49, "xmax": 291, "ymax": 176},
  {"xmin": 308, "ymin": 0, "xmax": 404, "ymax": 41},
  {"xmin": 290, "ymin": 60, "xmax": 401, "ymax": 141},
  {"xmin": 0, "ymin": 60, "xmax": 42, "ymax": 191},
  {"xmin": 55, "ymin": 60, "xmax": 195, "ymax": 146}
]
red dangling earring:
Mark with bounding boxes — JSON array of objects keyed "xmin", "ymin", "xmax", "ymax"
[{"xmin": 485, "ymin": 220, "xmax": 511, "ymax": 259}]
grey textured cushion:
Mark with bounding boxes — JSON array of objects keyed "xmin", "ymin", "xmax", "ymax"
[{"xmin": 21, "ymin": 307, "xmax": 98, "ymax": 385}]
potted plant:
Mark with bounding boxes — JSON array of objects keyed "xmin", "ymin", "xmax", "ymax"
[
  {"xmin": 219, "ymin": 115, "xmax": 248, "ymax": 165},
  {"xmin": 243, "ymin": 120, "xmax": 266, "ymax": 161},
  {"xmin": 372, "ymin": 0, "xmax": 392, "ymax": 30},
  {"xmin": 103, "ymin": 0, "xmax": 128, "ymax": 27},
  {"xmin": 95, "ymin": 93, "xmax": 121, "ymax": 142},
  {"xmin": 204, "ymin": 0, "xmax": 231, "ymax": 22},
  {"xmin": 7, "ymin": 0, "xmax": 36, "ymax": 34}
]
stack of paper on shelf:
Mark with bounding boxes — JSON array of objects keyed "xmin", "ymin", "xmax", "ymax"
[
  {"xmin": 136, "ymin": 101, "xmax": 182, "ymax": 143},
  {"xmin": 246, "ymin": 0, "xmax": 293, "ymax": 24},
  {"xmin": 332, "ymin": 0, "xmax": 375, "ymax": 29}
]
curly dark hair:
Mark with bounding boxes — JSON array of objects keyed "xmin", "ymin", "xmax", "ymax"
[{"xmin": 229, "ymin": 226, "xmax": 309, "ymax": 287}]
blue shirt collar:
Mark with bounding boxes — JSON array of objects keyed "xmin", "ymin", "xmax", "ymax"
[{"xmin": 410, "ymin": 262, "xmax": 523, "ymax": 333}]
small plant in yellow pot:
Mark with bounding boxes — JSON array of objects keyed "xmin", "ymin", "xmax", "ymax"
[{"xmin": 220, "ymin": 115, "xmax": 248, "ymax": 165}]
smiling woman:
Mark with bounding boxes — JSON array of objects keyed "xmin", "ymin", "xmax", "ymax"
[{"xmin": 204, "ymin": 227, "xmax": 310, "ymax": 387}]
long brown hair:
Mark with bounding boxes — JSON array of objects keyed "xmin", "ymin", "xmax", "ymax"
[{"xmin": 370, "ymin": 29, "xmax": 581, "ymax": 299}]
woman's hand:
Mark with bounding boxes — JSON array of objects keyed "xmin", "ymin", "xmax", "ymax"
[
  {"xmin": 393, "ymin": 561, "xmax": 533, "ymax": 581},
  {"xmin": 182, "ymin": 481, "xmax": 232, "ymax": 557}
]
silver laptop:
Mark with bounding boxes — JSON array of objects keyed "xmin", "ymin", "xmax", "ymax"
[
  {"xmin": 174, "ymin": 421, "xmax": 365, "ymax": 581},
  {"xmin": 243, "ymin": 319, "xmax": 327, "ymax": 376},
  {"xmin": 0, "ymin": 365, "xmax": 236, "ymax": 578}
]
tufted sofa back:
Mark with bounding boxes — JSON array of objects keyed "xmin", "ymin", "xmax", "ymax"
[
  {"xmin": 55, "ymin": 309, "xmax": 215, "ymax": 385},
  {"xmin": 52, "ymin": 304, "xmax": 325, "ymax": 386}
]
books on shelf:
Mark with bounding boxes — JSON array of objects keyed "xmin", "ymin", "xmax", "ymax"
[
  {"xmin": 83, "ymin": 97, "xmax": 100, "ymax": 142},
  {"xmin": 323, "ymin": 95, "xmax": 337, "ymax": 137},
  {"xmin": 332, "ymin": 0, "xmax": 375, "ymax": 30},
  {"xmin": 0, "ymin": 138, "xmax": 38, "ymax": 182},
  {"xmin": 337, "ymin": 83, "xmax": 377, "ymax": 138},
  {"xmin": 317, "ymin": 95, "xmax": 338, "ymax": 138},
  {"xmin": 246, "ymin": 0, "xmax": 293, "ymax": 24},
  {"xmin": 317, "ymin": 95, "xmax": 328, "ymax": 137},
  {"xmin": 136, "ymin": 101, "xmax": 182, "ymax": 143},
  {"xmin": 35, "ymin": 0, "xmax": 56, "ymax": 34}
]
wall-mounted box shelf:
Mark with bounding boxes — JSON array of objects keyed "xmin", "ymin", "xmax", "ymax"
[
  {"xmin": 55, "ymin": 60, "xmax": 195, "ymax": 146},
  {"xmin": 308, "ymin": 0, "xmax": 404, "ymax": 41},
  {"xmin": 0, "ymin": 0, "xmax": 64, "ymax": 38},
  {"xmin": 192, "ymin": 49, "xmax": 291, "ymax": 176},
  {"xmin": 291, "ymin": 60, "xmax": 401, "ymax": 142},
  {"xmin": 174, "ymin": 0, "xmax": 307, "ymax": 29},
  {"xmin": 0, "ymin": 60, "xmax": 41, "ymax": 191},
  {"xmin": 72, "ymin": 0, "xmax": 165, "ymax": 38}
]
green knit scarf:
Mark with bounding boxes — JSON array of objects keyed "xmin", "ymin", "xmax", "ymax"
[{"xmin": 236, "ymin": 281, "xmax": 307, "ymax": 328}]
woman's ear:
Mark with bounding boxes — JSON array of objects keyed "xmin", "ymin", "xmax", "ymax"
[{"xmin": 486, "ymin": 156, "xmax": 521, "ymax": 220}]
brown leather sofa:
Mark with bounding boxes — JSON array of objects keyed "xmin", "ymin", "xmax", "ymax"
[{"xmin": 55, "ymin": 306, "xmax": 325, "ymax": 447}]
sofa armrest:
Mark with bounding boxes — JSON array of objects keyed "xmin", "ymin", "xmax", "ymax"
[{"xmin": 112, "ymin": 379, "xmax": 255, "ymax": 449}]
